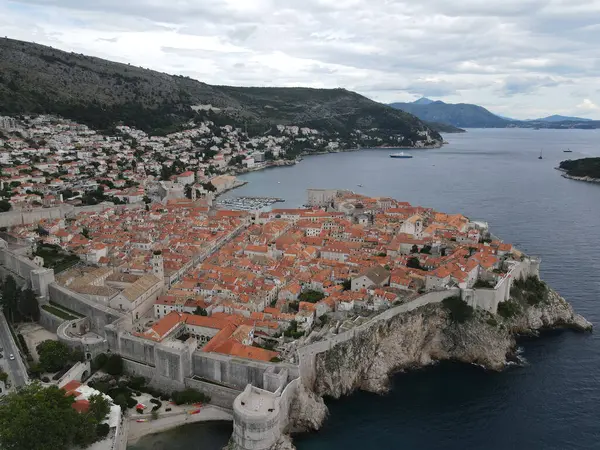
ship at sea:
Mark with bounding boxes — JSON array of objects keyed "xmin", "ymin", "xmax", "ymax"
[{"xmin": 389, "ymin": 152, "xmax": 413, "ymax": 159}]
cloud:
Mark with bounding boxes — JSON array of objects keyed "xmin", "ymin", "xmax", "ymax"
[
  {"xmin": 1, "ymin": 0, "xmax": 600, "ymax": 117},
  {"xmin": 576, "ymin": 99, "xmax": 599, "ymax": 111}
]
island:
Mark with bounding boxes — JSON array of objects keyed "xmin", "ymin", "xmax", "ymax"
[
  {"xmin": 557, "ymin": 158, "xmax": 600, "ymax": 183},
  {"xmin": 0, "ymin": 188, "xmax": 591, "ymax": 450}
]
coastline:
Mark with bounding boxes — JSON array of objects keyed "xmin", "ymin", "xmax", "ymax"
[{"xmin": 555, "ymin": 167, "xmax": 600, "ymax": 184}]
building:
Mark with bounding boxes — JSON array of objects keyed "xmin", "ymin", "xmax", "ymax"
[{"xmin": 351, "ymin": 266, "xmax": 391, "ymax": 291}]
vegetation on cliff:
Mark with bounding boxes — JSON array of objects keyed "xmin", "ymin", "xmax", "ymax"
[
  {"xmin": 0, "ymin": 38, "xmax": 441, "ymax": 146},
  {"xmin": 559, "ymin": 158, "xmax": 600, "ymax": 180}
]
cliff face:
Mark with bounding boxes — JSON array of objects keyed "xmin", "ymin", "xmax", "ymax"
[{"xmin": 312, "ymin": 289, "xmax": 591, "ymax": 398}]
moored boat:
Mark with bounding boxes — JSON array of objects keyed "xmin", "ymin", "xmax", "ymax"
[{"xmin": 389, "ymin": 152, "xmax": 413, "ymax": 159}]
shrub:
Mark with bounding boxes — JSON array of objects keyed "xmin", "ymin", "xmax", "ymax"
[
  {"xmin": 104, "ymin": 354, "xmax": 123, "ymax": 376},
  {"xmin": 17, "ymin": 334, "xmax": 31, "ymax": 357},
  {"xmin": 126, "ymin": 397, "xmax": 138, "ymax": 409},
  {"xmin": 165, "ymin": 407, "xmax": 172, "ymax": 412},
  {"xmin": 442, "ymin": 296, "xmax": 474, "ymax": 323},
  {"xmin": 151, "ymin": 400, "xmax": 162, "ymax": 412},
  {"xmin": 473, "ymin": 279, "xmax": 495, "ymax": 289},
  {"xmin": 497, "ymin": 300, "xmax": 521, "ymax": 319},
  {"xmin": 96, "ymin": 423, "xmax": 110, "ymax": 440},
  {"xmin": 486, "ymin": 317, "xmax": 498, "ymax": 327},
  {"xmin": 93, "ymin": 353, "xmax": 108, "ymax": 370},
  {"xmin": 41, "ymin": 376, "xmax": 50, "ymax": 383},
  {"xmin": 160, "ymin": 393, "xmax": 170, "ymax": 401},
  {"xmin": 136, "ymin": 407, "xmax": 144, "ymax": 414},
  {"xmin": 150, "ymin": 398, "xmax": 160, "ymax": 405},
  {"xmin": 270, "ymin": 357, "xmax": 282, "ymax": 363},
  {"xmin": 128, "ymin": 376, "xmax": 147, "ymax": 391}
]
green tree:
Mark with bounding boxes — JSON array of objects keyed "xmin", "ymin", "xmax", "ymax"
[
  {"xmin": 88, "ymin": 394, "xmax": 110, "ymax": 423},
  {"xmin": 36, "ymin": 340, "xmax": 72, "ymax": 372},
  {"xmin": 104, "ymin": 354, "xmax": 124, "ymax": 376},
  {"xmin": 194, "ymin": 307, "xmax": 208, "ymax": 316},
  {"xmin": 341, "ymin": 279, "xmax": 351, "ymax": 291},
  {"xmin": 407, "ymin": 257, "xmax": 423, "ymax": 270},
  {"xmin": 18, "ymin": 288, "xmax": 40, "ymax": 322},
  {"xmin": 1, "ymin": 275, "xmax": 20, "ymax": 323},
  {"xmin": 81, "ymin": 227, "xmax": 91, "ymax": 239},
  {"xmin": 0, "ymin": 384, "xmax": 97, "ymax": 450},
  {"xmin": 298, "ymin": 290, "xmax": 325, "ymax": 303},
  {"xmin": 0, "ymin": 199, "xmax": 11, "ymax": 212}
]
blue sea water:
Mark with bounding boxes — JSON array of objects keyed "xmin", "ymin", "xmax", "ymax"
[{"xmin": 131, "ymin": 129, "xmax": 600, "ymax": 450}]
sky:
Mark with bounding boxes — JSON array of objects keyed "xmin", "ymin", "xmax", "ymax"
[{"xmin": 2, "ymin": 0, "xmax": 600, "ymax": 119}]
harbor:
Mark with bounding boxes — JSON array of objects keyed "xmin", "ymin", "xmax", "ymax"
[{"xmin": 215, "ymin": 196, "xmax": 285, "ymax": 211}]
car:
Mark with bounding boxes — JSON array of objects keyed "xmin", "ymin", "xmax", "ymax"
[{"xmin": 9, "ymin": 354, "xmax": 15, "ymax": 360}]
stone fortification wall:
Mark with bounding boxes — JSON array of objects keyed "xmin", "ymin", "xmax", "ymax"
[
  {"xmin": 466, "ymin": 258, "xmax": 538, "ymax": 314},
  {"xmin": 49, "ymin": 283, "xmax": 124, "ymax": 332},
  {"xmin": 0, "ymin": 247, "xmax": 55, "ymax": 298},
  {"xmin": 230, "ymin": 378, "xmax": 300, "ymax": 450},
  {"xmin": 0, "ymin": 202, "xmax": 145, "ymax": 228},
  {"xmin": 39, "ymin": 307, "xmax": 66, "ymax": 332},
  {"xmin": 0, "ymin": 205, "xmax": 71, "ymax": 228},
  {"xmin": 192, "ymin": 352, "xmax": 299, "ymax": 391},
  {"xmin": 186, "ymin": 378, "xmax": 242, "ymax": 409},
  {"xmin": 297, "ymin": 288, "xmax": 459, "ymax": 389}
]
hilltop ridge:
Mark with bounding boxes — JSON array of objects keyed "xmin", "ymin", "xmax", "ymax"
[{"xmin": 0, "ymin": 38, "xmax": 441, "ymax": 147}]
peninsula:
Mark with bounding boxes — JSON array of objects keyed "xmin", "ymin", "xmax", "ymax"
[
  {"xmin": 0, "ymin": 188, "xmax": 590, "ymax": 450},
  {"xmin": 557, "ymin": 158, "xmax": 600, "ymax": 183}
]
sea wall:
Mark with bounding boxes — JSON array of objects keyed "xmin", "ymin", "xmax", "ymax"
[{"xmin": 192, "ymin": 351, "xmax": 299, "ymax": 391}]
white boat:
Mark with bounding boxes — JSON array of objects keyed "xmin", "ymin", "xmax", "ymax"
[{"xmin": 389, "ymin": 152, "xmax": 413, "ymax": 159}]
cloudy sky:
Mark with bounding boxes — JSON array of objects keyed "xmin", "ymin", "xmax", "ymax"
[{"xmin": 2, "ymin": 0, "xmax": 600, "ymax": 119}]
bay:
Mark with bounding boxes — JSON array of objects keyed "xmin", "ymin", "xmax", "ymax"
[{"xmin": 131, "ymin": 129, "xmax": 600, "ymax": 450}]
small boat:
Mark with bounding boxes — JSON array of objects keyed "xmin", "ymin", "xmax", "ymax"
[
  {"xmin": 357, "ymin": 184, "xmax": 363, "ymax": 187},
  {"xmin": 390, "ymin": 152, "xmax": 413, "ymax": 159},
  {"xmin": 563, "ymin": 149, "xmax": 573, "ymax": 153},
  {"xmin": 538, "ymin": 149, "xmax": 543, "ymax": 160}
]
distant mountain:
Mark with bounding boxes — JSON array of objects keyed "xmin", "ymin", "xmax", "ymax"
[
  {"xmin": 0, "ymin": 38, "xmax": 441, "ymax": 147},
  {"xmin": 389, "ymin": 100, "xmax": 510, "ymax": 128},
  {"xmin": 535, "ymin": 115, "xmax": 592, "ymax": 123},
  {"xmin": 413, "ymin": 97, "xmax": 435, "ymax": 105}
]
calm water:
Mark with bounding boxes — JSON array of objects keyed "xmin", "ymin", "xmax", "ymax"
[{"xmin": 132, "ymin": 129, "xmax": 600, "ymax": 450}]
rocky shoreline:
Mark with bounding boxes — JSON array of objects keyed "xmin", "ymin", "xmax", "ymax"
[
  {"xmin": 555, "ymin": 167, "xmax": 600, "ymax": 184},
  {"xmin": 281, "ymin": 288, "xmax": 591, "ymax": 446}
]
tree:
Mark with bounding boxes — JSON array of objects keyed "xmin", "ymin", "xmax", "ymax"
[
  {"xmin": 0, "ymin": 199, "xmax": 11, "ymax": 212},
  {"xmin": 194, "ymin": 307, "xmax": 208, "ymax": 316},
  {"xmin": 1, "ymin": 275, "xmax": 20, "ymax": 323},
  {"xmin": 410, "ymin": 244, "xmax": 419, "ymax": 254},
  {"xmin": 341, "ymin": 279, "xmax": 351, "ymax": 291},
  {"xmin": 420, "ymin": 245, "xmax": 432, "ymax": 254},
  {"xmin": 36, "ymin": 340, "xmax": 72, "ymax": 372},
  {"xmin": 407, "ymin": 257, "xmax": 423, "ymax": 270},
  {"xmin": 0, "ymin": 384, "xmax": 97, "ymax": 450},
  {"xmin": 88, "ymin": 394, "xmax": 110, "ymax": 423},
  {"xmin": 298, "ymin": 290, "xmax": 325, "ymax": 303},
  {"xmin": 104, "ymin": 354, "xmax": 124, "ymax": 376},
  {"xmin": 81, "ymin": 227, "xmax": 91, "ymax": 239},
  {"xmin": 18, "ymin": 288, "xmax": 40, "ymax": 322},
  {"xmin": 143, "ymin": 195, "xmax": 151, "ymax": 204}
]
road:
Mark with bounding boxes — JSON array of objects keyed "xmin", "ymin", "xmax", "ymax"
[{"xmin": 0, "ymin": 311, "xmax": 29, "ymax": 389}]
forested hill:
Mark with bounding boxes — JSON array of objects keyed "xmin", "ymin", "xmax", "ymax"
[
  {"xmin": 559, "ymin": 158, "xmax": 600, "ymax": 179},
  {"xmin": 0, "ymin": 38, "xmax": 441, "ymax": 145}
]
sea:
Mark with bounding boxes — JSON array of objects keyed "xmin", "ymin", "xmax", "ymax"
[{"xmin": 130, "ymin": 129, "xmax": 600, "ymax": 450}]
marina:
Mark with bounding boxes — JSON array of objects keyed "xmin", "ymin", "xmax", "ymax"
[{"xmin": 215, "ymin": 196, "xmax": 285, "ymax": 211}]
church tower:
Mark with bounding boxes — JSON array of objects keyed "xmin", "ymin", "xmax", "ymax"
[{"xmin": 152, "ymin": 250, "xmax": 164, "ymax": 280}]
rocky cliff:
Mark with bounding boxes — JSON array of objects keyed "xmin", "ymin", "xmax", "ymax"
[{"xmin": 311, "ymin": 289, "xmax": 591, "ymax": 399}]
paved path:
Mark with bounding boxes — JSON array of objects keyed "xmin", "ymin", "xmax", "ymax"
[
  {"xmin": 127, "ymin": 405, "xmax": 232, "ymax": 444},
  {"xmin": 0, "ymin": 311, "xmax": 29, "ymax": 388}
]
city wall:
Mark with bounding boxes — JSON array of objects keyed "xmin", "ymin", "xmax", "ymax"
[
  {"xmin": 39, "ymin": 307, "xmax": 66, "ymax": 332},
  {"xmin": 297, "ymin": 288, "xmax": 460, "ymax": 389},
  {"xmin": 49, "ymin": 283, "xmax": 124, "ymax": 332},
  {"xmin": 192, "ymin": 352, "xmax": 299, "ymax": 391},
  {"xmin": 0, "ymin": 202, "xmax": 147, "ymax": 228},
  {"xmin": 0, "ymin": 246, "xmax": 55, "ymax": 298}
]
